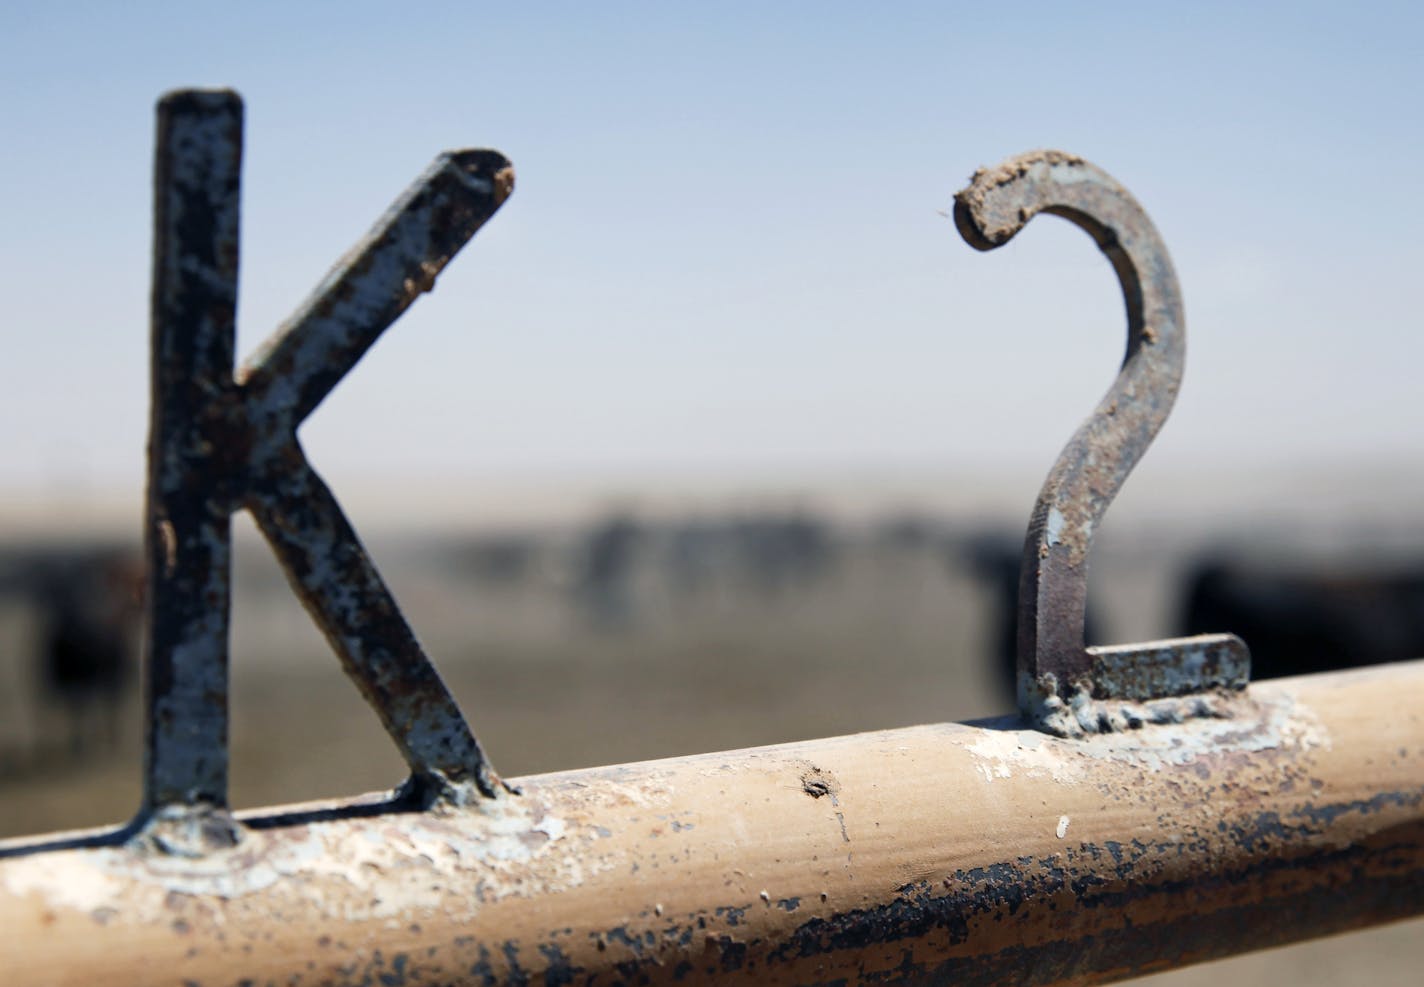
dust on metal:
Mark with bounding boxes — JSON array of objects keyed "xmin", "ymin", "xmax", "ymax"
[
  {"xmin": 952, "ymin": 151, "xmax": 1250, "ymax": 735},
  {"xmin": 143, "ymin": 89, "xmax": 514, "ymax": 845}
]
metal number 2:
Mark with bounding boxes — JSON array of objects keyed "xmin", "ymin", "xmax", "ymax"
[{"xmin": 953, "ymin": 151, "xmax": 1250, "ymax": 737}]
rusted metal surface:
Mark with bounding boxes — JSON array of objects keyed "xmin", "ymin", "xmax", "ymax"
[
  {"xmin": 953, "ymin": 151, "xmax": 1249, "ymax": 731},
  {"xmin": 2, "ymin": 663, "xmax": 1422, "ymax": 986},
  {"xmin": 143, "ymin": 89, "xmax": 514, "ymax": 840},
  {"xmin": 145, "ymin": 90, "xmax": 244, "ymax": 824}
]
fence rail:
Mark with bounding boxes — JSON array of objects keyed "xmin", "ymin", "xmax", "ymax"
[{"xmin": 3, "ymin": 663, "xmax": 1421, "ymax": 985}]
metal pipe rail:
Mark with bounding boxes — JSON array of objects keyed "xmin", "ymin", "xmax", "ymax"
[{"xmin": 2, "ymin": 663, "xmax": 1421, "ymax": 985}]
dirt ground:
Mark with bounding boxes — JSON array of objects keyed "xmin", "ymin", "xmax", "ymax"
[{"xmin": 1, "ymin": 503, "xmax": 1421, "ymax": 985}]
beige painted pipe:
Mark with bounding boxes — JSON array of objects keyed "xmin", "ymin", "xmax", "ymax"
[{"xmin": 2, "ymin": 662, "xmax": 1422, "ymax": 986}]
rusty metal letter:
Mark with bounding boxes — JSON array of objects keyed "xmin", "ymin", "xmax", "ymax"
[{"xmin": 144, "ymin": 90, "xmax": 513, "ymax": 832}]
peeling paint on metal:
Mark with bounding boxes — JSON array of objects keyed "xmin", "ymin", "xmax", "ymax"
[
  {"xmin": 5, "ymin": 794, "xmax": 579, "ymax": 925},
  {"xmin": 1045, "ymin": 508, "xmax": 1065, "ymax": 548}
]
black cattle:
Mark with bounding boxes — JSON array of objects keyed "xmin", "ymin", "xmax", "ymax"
[
  {"xmin": 18, "ymin": 548, "xmax": 143, "ymax": 758},
  {"xmin": 731, "ymin": 513, "xmax": 836, "ymax": 595},
  {"xmin": 443, "ymin": 533, "xmax": 539, "ymax": 585},
  {"xmin": 1177, "ymin": 559, "xmax": 1424, "ymax": 680},
  {"xmin": 572, "ymin": 515, "xmax": 643, "ymax": 627},
  {"xmin": 659, "ymin": 512, "xmax": 838, "ymax": 602}
]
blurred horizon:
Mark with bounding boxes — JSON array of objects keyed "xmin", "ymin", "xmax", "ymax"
[
  {"xmin": 4, "ymin": 457, "xmax": 1421, "ymax": 544},
  {"xmin": 3, "ymin": 2, "xmax": 1423, "ymax": 506}
]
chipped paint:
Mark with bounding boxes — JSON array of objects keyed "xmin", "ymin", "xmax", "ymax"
[
  {"xmin": 1, "ymin": 853, "xmax": 125, "ymax": 914},
  {"xmin": 5, "ymin": 793, "xmax": 579, "ymax": 926},
  {"xmin": 1045, "ymin": 508, "xmax": 1066, "ymax": 548}
]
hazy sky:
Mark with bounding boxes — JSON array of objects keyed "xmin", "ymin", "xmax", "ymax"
[{"xmin": 1, "ymin": 2, "xmax": 1421, "ymax": 509}]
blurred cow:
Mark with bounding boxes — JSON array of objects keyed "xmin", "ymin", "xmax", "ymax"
[
  {"xmin": 572, "ymin": 514, "xmax": 644, "ymax": 628},
  {"xmin": 1177, "ymin": 559, "xmax": 1424, "ymax": 680},
  {"xmin": 5, "ymin": 547, "xmax": 144, "ymax": 759}
]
